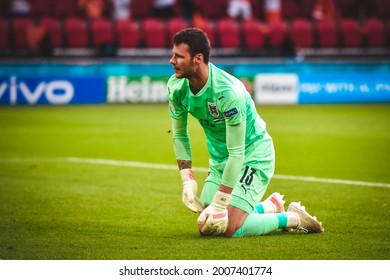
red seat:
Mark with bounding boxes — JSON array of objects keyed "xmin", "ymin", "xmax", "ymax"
[
  {"xmin": 142, "ymin": 18, "xmax": 166, "ymax": 48},
  {"xmin": 54, "ymin": 0, "xmax": 78, "ymax": 18},
  {"xmin": 30, "ymin": 0, "xmax": 52, "ymax": 18},
  {"xmin": 387, "ymin": 19, "xmax": 390, "ymax": 47},
  {"xmin": 166, "ymin": 17, "xmax": 189, "ymax": 44},
  {"xmin": 339, "ymin": 18, "xmax": 362, "ymax": 48},
  {"xmin": 11, "ymin": 18, "xmax": 34, "ymax": 49},
  {"xmin": 216, "ymin": 17, "xmax": 240, "ymax": 48},
  {"xmin": 195, "ymin": 0, "xmax": 228, "ymax": 19},
  {"xmin": 64, "ymin": 17, "xmax": 88, "ymax": 48},
  {"xmin": 40, "ymin": 17, "xmax": 63, "ymax": 48},
  {"xmin": 267, "ymin": 20, "xmax": 288, "ymax": 49},
  {"xmin": 289, "ymin": 18, "xmax": 313, "ymax": 48},
  {"xmin": 242, "ymin": 19, "xmax": 265, "ymax": 50},
  {"xmin": 90, "ymin": 18, "xmax": 114, "ymax": 47},
  {"xmin": 363, "ymin": 18, "xmax": 386, "ymax": 48},
  {"xmin": 115, "ymin": 19, "xmax": 141, "ymax": 48},
  {"xmin": 314, "ymin": 19, "xmax": 338, "ymax": 48},
  {"xmin": 0, "ymin": 19, "xmax": 9, "ymax": 49}
]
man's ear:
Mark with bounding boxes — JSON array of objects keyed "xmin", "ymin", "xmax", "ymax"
[{"xmin": 194, "ymin": 53, "xmax": 203, "ymax": 64}]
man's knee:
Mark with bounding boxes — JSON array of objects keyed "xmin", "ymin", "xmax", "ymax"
[
  {"xmin": 224, "ymin": 205, "xmax": 248, "ymax": 237},
  {"xmin": 196, "ymin": 205, "xmax": 247, "ymax": 237}
]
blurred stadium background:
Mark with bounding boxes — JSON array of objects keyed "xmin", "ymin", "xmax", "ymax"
[{"xmin": 0, "ymin": 0, "xmax": 389, "ymax": 261}]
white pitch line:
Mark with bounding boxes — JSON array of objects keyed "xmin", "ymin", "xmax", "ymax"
[{"xmin": 1, "ymin": 157, "xmax": 390, "ymax": 189}]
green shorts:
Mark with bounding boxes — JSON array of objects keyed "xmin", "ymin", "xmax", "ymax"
[{"xmin": 199, "ymin": 151, "xmax": 275, "ymax": 214}]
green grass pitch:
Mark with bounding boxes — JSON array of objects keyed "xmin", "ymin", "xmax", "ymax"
[{"xmin": 0, "ymin": 103, "xmax": 389, "ymax": 260}]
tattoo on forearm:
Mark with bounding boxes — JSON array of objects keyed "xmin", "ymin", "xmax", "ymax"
[{"xmin": 177, "ymin": 160, "xmax": 192, "ymax": 170}]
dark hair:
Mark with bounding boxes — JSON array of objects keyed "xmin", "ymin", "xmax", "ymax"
[{"xmin": 173, "ymin": 28, "xmax": 211, "ymax": 64}]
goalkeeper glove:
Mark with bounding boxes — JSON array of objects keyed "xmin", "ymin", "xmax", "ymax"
[
  {"xmin": 197, "ymin": 190, "xmax": 231, "ymax": 235},
  {"xmin": 180, "ymin": 169, "xmax": 204, "ymax": 213}
]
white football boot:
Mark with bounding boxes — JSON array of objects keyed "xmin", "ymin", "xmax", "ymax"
[
  {"xmin": 263, "ymin": 192, "xmax": 286, "ymax": 213},
  {"xmin": 287, "ymin": 202, "xmax": 324, "ymax": 233}
]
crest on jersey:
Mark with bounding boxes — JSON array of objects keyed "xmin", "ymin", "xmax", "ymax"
[{"xmin": 208, "ymin": 102, "xmax": 219, "ymax": 117}]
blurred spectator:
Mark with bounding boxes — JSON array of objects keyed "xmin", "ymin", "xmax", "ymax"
[
  {"xmin": 312, "ymin": 0, "xmax": 336, "ymax": 21},
  {"xmin": 177, "ymin": 0, "xmax": 194, "ymax": 20},
  {"xmin": 9, "ymin": 0, "xmax": 31, "ymax": 17},
  {"xmin": 112, "ymin": 0, "xmax": 132, "ymax": 20},
  {"xmin": 78, "ymin": 0, "xmax": 112, "ymax": 18},
  {"xmin": 227, "ymin": 0, "xmax": 253, "ymax": 20},
  {"xmin": 9, "ymin": 0, "xmax": 48, "ymax": 54},
  {"xmin": 192, "ymin": 6, "xmax": 205, "ymax": 28},
  {"xmin": 152, "ymin": 0, "xmax": 177, "ymax": 18},
  {"xmin": 264, "ymin": 0, "xmax": 281, "ymax": 22}
]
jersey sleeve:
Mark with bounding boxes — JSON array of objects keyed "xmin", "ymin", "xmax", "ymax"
[
  {"xmin": 218, "ymin": 88, "xmax": 247, "ymax": 188},
  {"xmin": 167, "ymin": 77, "xmax": 192, "ymax": 161},
  {"xmin": 167, "ymin": 79, "xmax": 186, "ymax": 120},
  {"xmin": 171, "ymin": 116, "xmax": 192, "ymax": 161},
  {"xmin": 220, "ymin": 121, "xmax": 246, "ymax": 188},
  {"xmin": 218, "ymin": 89, "xmax": 246, "ymax": 126}
]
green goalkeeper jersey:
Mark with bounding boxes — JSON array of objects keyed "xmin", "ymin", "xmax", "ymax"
[{"xmin": 167, "ymin": 63, "xmax": 272, "ymax": 188}]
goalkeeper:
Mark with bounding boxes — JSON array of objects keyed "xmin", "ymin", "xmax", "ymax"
[{"xmin": 167, "ymin": 28, "xmax": 324, "ymax": 237}]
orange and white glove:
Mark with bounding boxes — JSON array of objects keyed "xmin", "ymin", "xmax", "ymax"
[
  {"xmin": 197, "ymin": 191, "xmax": 231, "ymax": 235},
  {"xmin": 180, "ymin": 169, "xmax": 204, "ymax": 213}
]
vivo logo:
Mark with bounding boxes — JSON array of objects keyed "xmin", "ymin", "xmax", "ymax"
[{"xmin": 0, "ymin": 76, "xmax": 74, "ymax": 105}]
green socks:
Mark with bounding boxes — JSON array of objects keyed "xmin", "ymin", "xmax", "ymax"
[{"xmin": 233, "ymin": 212, "xmax": 288, "ymax": 237}]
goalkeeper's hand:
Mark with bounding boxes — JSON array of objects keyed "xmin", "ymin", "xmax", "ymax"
[
  {"xmin": 180, "ymin": 169, "xmax": 204, "ymax": 213},
  {"xmin": 197, "ymin": 191, "xmax": 231, "ymax": 235}
]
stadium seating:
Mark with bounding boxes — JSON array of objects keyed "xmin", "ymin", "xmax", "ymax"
[
  {"xmin": 387, "ymin": 19, "xmax": 390, "ymax": 47},
  {"xmin": 289, "ymin": 18, "xmax": 314, "ymax": 49},
  {"xmin": 115, "ymin": 19, "xmax": 141, "ymax": 48},
  {"xmin": 11, "ymin": 18, "xmax": 34, "ymax": 49},
  {"xmin": 40, "ymin": 17, "xmax": 63, "ymax": 48},
  {"xmin": 339, "ymin": 18, "xmax": 363, "ymax": 48},
  {"xmin": 242, "ymin": 18, "xmax": 265, "ymax": 50},
  {"xmin": 216, "ymin": 17, "xmax": 240, "ymax": 48},
  {"xmin": 64, "ymin": 17, "xmax": 89, "ymax": 48},
  {"xmin": 90, "ymin": 18, "xmax": 114, "ymax": 48},
  {"xmin": 363, "ymin": 18, "xmax": 386, "ymax": 48},
  {"xmin": 314, "ymin": 19, "xmax": 338, "ymax": 48},
  {"xmin": 0, "ymin": 0, "xmax": 389, "ymax": 56},
  {"xmin": 0, "ymin": 18, "xmax": 9, "ymax": 49},
  {"xmin": 166, "ymin": 17, "xmax": 189, "ymax": 43},
  {"xmin": 142, "ymin": 18, "xmax": 166, "ymax": 48},
  {"xmin": 267, "ymin": 20, "xmax": 288, "ymax": 49}
]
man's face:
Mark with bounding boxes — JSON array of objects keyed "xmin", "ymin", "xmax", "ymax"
[{"xmin": 169, "ymin": 43, "xmax": 197, "ymax": 79}]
